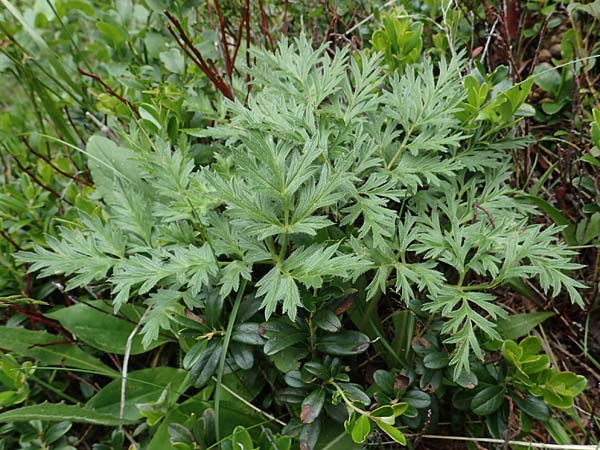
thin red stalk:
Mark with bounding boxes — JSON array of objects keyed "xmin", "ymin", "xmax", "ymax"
[
  {"xmin": 0, "ymin": 229, "xmax": 20, "ymax": 251},
  {"xmin": 12, "ymin": 156, "xmax": 62, "ymax": 200},
  {"xmin": 212, "ymin": 0, "xmax": 234, "ymax": 80},
  {"xmin": 231, "ymin": 7, "xmax": 248, "ymax": 68},
  {"xmin": 164, "ymin": 11, "xmax": 235, "ymax": 100},
  {"xmin": 282, "ymin": 0, "xmax": 289, "ymax": 36},
  {"xmin": 22, "ymin": 138, "xmax": 92, "ymax": 187},
  {"xmin": 77, "ymin": 68, "xmax": 140, "ymax": 117},
  {"xmin": 63, "ymin": 106, "xmax": 86, "ymax": 145},
  {"xmin": 8, "ymin": 304, "xmax": 66, "ymax": 332},
  {"xmin": 165, "ymin": 21, "xmax": 233, "ymax": 99},
  {"xmin": 257, "ymin": 0, "xmax": 275, "ymax": 50},
  {"xmin": 245, "ymin": 0, "xmax": 252, "ymax": 99}
]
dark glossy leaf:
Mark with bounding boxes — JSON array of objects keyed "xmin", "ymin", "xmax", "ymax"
[
  {"xmin": 338, "ymin": 383, "xmax": 371, "ymax": 406},
  {"xmin": 230, "ymin": 343, "xmax": 254, "ymax": 370},
  {"xmin": 315, "ymin": 331, "xmax": 370, "ymax": 355},
  {"xmin": 513, "ymin": 395, "xmax": 550, "ymax": 422},
  {"xmin": 284, "ymin": 370, "xmax": 305, "ymax": 388},
  {"xmin": 264, "ymin": 329, "xmax": 307, "ymax": 355},
  {"xmin": 423, "ymin": 351, "xmax": 450, "ymax": 369},
  {"xmin": 299, "ymin": 420, "xmax": 321, "ymax": 450},
  {"xmin": 314, "ymin": 309, "xmax": 341, "ymax": 332},
  {"xmin": 301, "ymin": 389, "xmax": 325, "ymax": 424},
  {"xmin": 373, "ymin": 370, "xmax": 394, "ymax": 396},
  {"xmin": 190, "ymin": 340, "xmax": 222, "ymax": 387},
  {"xmin": 471, "ymin": 385, "xmax": 506, "ymax": 416},
  {"xmin": 403, "ymin": 390, "xmax": 431, "ymax": 409},
  {"xmin": 302, "ymin": 362, "xmax": 329, "ymax": 380},
  {"xmin": 232, "ymin": 323, "xmax": 265, "ymax": 346}
]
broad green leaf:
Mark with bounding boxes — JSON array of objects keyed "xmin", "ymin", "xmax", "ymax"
[
  {"xmin": 160, "ymin": 48, "xmax": 185, "ymax": 74},
  {"xmin": 86, "ymin": 135, "xmax": 153, "ymax": 201},
  {"xmin": 301, "ymin": 389, "xmax": 325, "ymax": 424},
  {"xmin": 314, "ymin": 309, "xmax": 342, "ymax": 332},
  {"xmin": 46, "ymin": 301, "xmax": 170, "ymax": 355},
  {"xmin": 517, "ymin": 195, "xmax": 576, "ymax": 246},
  {"xmin": 86, "ymin": 367, "xmax": 188, "ymax": 420},
  {"xmin": 0, "ymin": 402, "xmax": 134, "ymax": 425},
  {"xmin": 231, "ymin": 425, "xmax": 254, "ymax": 450},
  {"xmin": 315, "ymin": 331, "xmax": 370, "ymax": 355},
  {"xmin": 403, "ymin": 390, "xmax": 431, "ymax": 409},
  {"xmin": 0, "ymin": 326, "xmax": 117, "ymax": 377},
  {"xmin": 513, "ymin": 395, "xmax": 550, "ymax": 422},
  {"xmin": 350, "ymin": 415, "xmax": 370, "ymax": 444},
  {"xmin": 375, "ymin": 421, "xmax": 406, "ymax": 445},
  {"xmin": 496, "ymin": 312, "xmax": 554, "ymax": 340},
  {"xmin": 148, "ymin": 396, "xmax": 259, "ymax": 450},
  {"xmin": 423, "ymin": 351, "xmax": 450, "ymax": 369},
  {"xmin": 471, "ymin": 385, "xmax": 505, "ymax": 416}
]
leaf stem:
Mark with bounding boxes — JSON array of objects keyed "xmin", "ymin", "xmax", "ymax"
[{"xmin": 214, "ymin": 279, "xmax": 247, "ymax": 441}]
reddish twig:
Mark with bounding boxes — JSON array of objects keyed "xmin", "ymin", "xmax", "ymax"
[
  {"xmin": 164, "ymin": 10, "xmax": 235, "ymax": 100},
  {"xmin": 77, "ymin": 68, "xmax": 140, "ymax": 117},
  {"xmin": 257, "ymin": 0, "xmax": 275, "ymax": 50},
  {"xmin": 63, "ymin": 106, "xmax": 86, "ymax": 145},
  {"xmin": 245, "ymin": 0, "xmax": 252, "ymax": 99},
  {"xmin": 22, "ymin": 138, "xmax": 92, "ymax": 187},
  {"xmin": 0, "ymin": 229, "xmax": 21, "ymax": 251},
  {"xmin": 12, "ymin": 155, "xmax": 62, "ymax": 200},
  {"xmin": 8, "ymin": 303, "xmax": 66, "ymax": 333},
  {"xmin": 231, "ymin": 2, "xmax": 249, "ymax": 70},
  {"xmin": 282, "ymin": 0, "xmax": 289, "ymax": 36},
  {"xmin": 472, "ymin": 201, "xmax": 496, "ymax": 229},
  {"xmin": 212, "ymin": 0, "xmax": 234, "ymax": 80}
]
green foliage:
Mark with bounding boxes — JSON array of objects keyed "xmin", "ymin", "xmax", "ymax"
[
  {"xmin": 0, "ymin": 1, "xmax": 594, "ymax": 448},
  {"xmin": 503, "ymin": 336, "xmax": 587, "ymax": 409},
  {"xmin": 370, "ymin": 10, "xmax": 423, "ymax": 71}
]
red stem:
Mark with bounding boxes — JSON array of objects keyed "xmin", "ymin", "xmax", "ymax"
[
  {"xmin": 22, "ymin": 138, "xmax": 92, "ymax": 187},
  {"xmin": 77, "ymin": 68, "xmax": 140, "ymax": 117}
]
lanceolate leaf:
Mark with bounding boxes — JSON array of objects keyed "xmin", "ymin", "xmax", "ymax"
[
  {"xmin": 46, "ymin": 301, "xmax": 170, "ymax": 355},
  {"xmin": 0, "ymin": 402, "xmax": 135, "ymax": 425},
  {"xmin": 0, "ymin": 326, "xmax": 118, "ymax": 377}
]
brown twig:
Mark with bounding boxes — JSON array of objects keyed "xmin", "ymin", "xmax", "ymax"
[
  {"xmin": 164, "ymin": 10, "xmax": 235, "ymax": 100},
  {"xmin": 22, "ymin": 138, "xmax": 92, "ymax": 187},
  {"xmin": 77, "ymin": 68, "xmax": 140, "ymax": 117}
]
